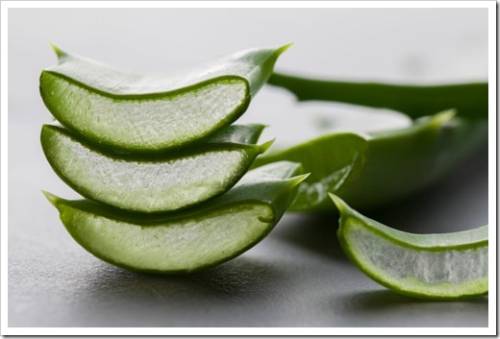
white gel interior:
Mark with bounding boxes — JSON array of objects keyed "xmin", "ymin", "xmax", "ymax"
[
  {"xmin": 45, "ymin": 129, "xmax": 250, "ymax": 212},
  {"xmin": 346, "ymin": 222, "xmax": 488, "ymax": 286},
  {"xmin": 64, "ymin": 203, "xmax": 272, "ymax": 272},
  {"xmin": 45, "ymin": 73, "xmax": 247, "ymax": 150}
]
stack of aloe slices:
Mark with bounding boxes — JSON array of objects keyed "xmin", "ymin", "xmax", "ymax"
[
  {"xmin": 40, "ymin": 45, "xmax": 308, "ymax": 273},
  {"xmin": 40, "ymin": 45, "xmax": 488, "ymax": 299}
]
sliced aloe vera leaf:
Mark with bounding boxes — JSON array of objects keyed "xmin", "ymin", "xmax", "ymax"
[
  {"xmin": 269, "ymin": 72, "xmax": 488, "ymax": 120},
  {"xmin": 40, "ymin": 44, "xmax": 289, "ymax": 152},
  {"xmin": 44, "ymin": 162, "xmax": 307, "ymax": 273},
  {"xmin": 256, "ymin": 110, "xmax": 487, "ymax": 212},
  {"xmin": 330, "ymin": 194, "xmax": 488, "ymax": 299},
  {"xmin": 254, "ymin": 132, "xmax": 368, "ymax": 211},
  {"xmin": 337, "ymin": 111, "xmax": 487, "ymax": 210},
  {"xmin": 41, "ymin": 124, "xmax": 271, "ymax": 213}
]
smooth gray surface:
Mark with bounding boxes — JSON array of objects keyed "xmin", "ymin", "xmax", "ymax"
[{"xmin": 8, "ymin": 8, "xmax": 488, "ymax": 327}]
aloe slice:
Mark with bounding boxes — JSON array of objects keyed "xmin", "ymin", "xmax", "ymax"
[
  {"xmin": 44, "ymin": 162, "xmax": 307, "ymax": 273},
  {"xmin": 255, "ymin": 131, "xmax": 368, "ymax": 211},
  {"xmin": 269, "ymin": 72, "xmax": 488, "ymax": 120},
  {"xmin": 40, "ymin": 45, "xmax": 289, "ymax": 152},
  {"xmin": 256, "ymin": 110, "xmax": 487, "ymax": 212},
  {"xmin": 330, "ymin": 194, "xmax": 488, "ymax": 299},
  {"xmin": 41, "ymin": 124, "xmax": 271, "ymax": 213}
]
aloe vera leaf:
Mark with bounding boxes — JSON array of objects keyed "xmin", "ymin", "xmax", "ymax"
[
  {"xmin": 40, "ymin": 45, "xmax": 289, "ymax": 152},
  {"xmin": 256, "ymin": 110, "xmax": 487, "ymax": 212},
  {"xmin": 330, "ymin": 194, "xmax": 488, "ymax": 299},
  {"xmin": 254, "ymin": 132, "xmax": 368, "ymax": 211},
  {"xmin": 44, "ymin": 162, "xmax": 308, "ymax": 273},
  {"xmin": 41, "ymin": 124, "xmax": 271, "ymax": 213},
  {"xmin": 269, "ymin": 72, "xmax": 488, "ymax": 120}
]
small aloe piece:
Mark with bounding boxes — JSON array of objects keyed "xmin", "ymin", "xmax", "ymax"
[
  {"xmin": 40, "ymin": 44, "xmax": 289, "ymax": 152},
  {"xmin": 269, "ymin": 72, "xmax": 488, "ymax": 120},
  {"xmin": 330, "ymin": 194, "xmax": 488, "ymax": 299},
  {"xmin": 41, "ymin": 124, "xmax": 271, "ymax": 213},
  {"xmin": 44, "ymin": 162, "xmax": 308, "ymax": 273},
  {"xmin": 256, "ymin": 110, "xmax": 487, "ymax": 211}
]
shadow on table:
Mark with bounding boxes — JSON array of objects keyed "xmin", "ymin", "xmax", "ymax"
[
  {"xmin": 272, "ymin": 212, "xmax": 345, "ymax": 261},
  {"xmin": 339, "ymin": 289, "xmax": 487, "ymax": 310},
  {"xmin": 329, "ymin": 289, "xmax": 488, "ymax": 327},
  {"xmin": 82, "ymin": 255, "xmax": 289, "ymax": 302}
]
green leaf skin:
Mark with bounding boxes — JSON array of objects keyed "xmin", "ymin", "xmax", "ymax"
[
  {"xmin": 330, "ymin": 194, "xmax": 488, "ymax": 300},
  {"xmin": 256, "ymin": 110, "xmax": 487, "ymax": 212},
  {"xmin": 269, "ymin": 72, "xmax": 488, "ymax": 120},
  {"xmin": 337, "ymin": 111, "xmax": 486, "ymax": 211},
  {"xmin": 254, "ymin": 132, "xmax": 368, "ymax": 211},
  {"xmin": 41, "ymin": 124, "xmax": 272, "ymax": 213},
  {"xmin": 40, "ymin": 44, "xmax": 289, "ymax": 153},
  {"xmin": 44, "ymin": 162, "xmax": 308, "ymax": 274}
]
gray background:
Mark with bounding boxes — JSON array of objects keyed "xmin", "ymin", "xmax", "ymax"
[{"xmin": 8, "ymin": 8, "xmax": 488, "ymax": 327}]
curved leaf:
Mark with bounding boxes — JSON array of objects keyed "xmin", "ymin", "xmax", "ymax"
[
  {"xmin": 269, "ymin": 72, "xmax": 488, "ymax": 120},
  {"xmin": 40, "ymin": 45, "xmax": 289, "ymax": 152},
  {"xmin": 44, "ymin": 161, "xmax": 307, "ymax": 273},
  {"xmin": 41, "ymin": 124, "xmax": 272, "ymax": 213},
  {"xmin": 254, "ymin": 132, "xmax": 368, "ymax": 211},
  {"xmin": 256, "ymin": 110, "xmax": 487, "ymax": 211},
  {"xmin": 331, "ymin": 194, "xmax": 488, "ymax": 299}
]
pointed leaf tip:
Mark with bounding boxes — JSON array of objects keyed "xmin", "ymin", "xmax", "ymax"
[
  {"xmin": 289, "ymin": 173, "xmax": 310, "ymax": 187},
  {"xmin": 328, "ymin": 193, "xmax": 349, "ymax": 214},
  {"xmin": 276, "ymin": 43, "xmax": 293, "ymax": 56},
  {"xmin": 49, "ymin": 43, "xmax": 67, "ymax": 59},
  {"xmin": 42, "ymin": 190, "xmax": 60, "ymax": 207},
  {"xmin": 259, "ymin": 138, "xmax": 275, "ymax": 153},
  {"xmin": 430, "ymin": 109, "xmax": 456, "ymax": 128}
]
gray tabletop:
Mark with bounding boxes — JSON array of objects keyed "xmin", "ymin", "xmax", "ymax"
[{"xmin": 8, "ymin": 8, "xmax": 488, "ymax": 327}]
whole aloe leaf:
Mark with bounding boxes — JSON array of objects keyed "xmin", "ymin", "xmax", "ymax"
[
  {"xmin": 39, "ymin": 44, "xmax": 289, "ymax": 153},
  {"xmin": 41, "ymin": 123, "xmax": 271, "ymax": 213},
  {"xmin": 44, "ymin": 162, "xmax": 308, "ymax": 273},
  {"xmin": 269, "ymin": 72, "xmax": 487, "ymax": 120},
  {"xmin": 256, "ymin": 110, "xmax": 487, "ymax": 212}
]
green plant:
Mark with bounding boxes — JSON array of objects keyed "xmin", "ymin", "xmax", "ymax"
[
  {"xmin": 40, "ymin": 44, "xmax": 289, "ymax": 153},
  {"xmin": 330, "ymin": 194, "xmax": 487, "ymax": 299},
  {"xmin": 256, "ymin": 73, "xmax": 488, "ymax": 212},
  {"xmin": 44, "ymin": 162, "xmax": 307, "ymax": 273},
  {"xmin": 41, "ymin": 124, "xmax": 271, "ymax": 213},
  {"xmin": 269, "ymin": 72, "xmax": 487, "ymax": 119},
  {"xmin": 41, "ymin": 45, "xmax": 299, "ymax": 273}
]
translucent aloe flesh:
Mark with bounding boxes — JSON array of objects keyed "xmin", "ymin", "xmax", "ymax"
[
  {"xmin": 330, "ymin": 194, "xmax": 488, "ymax": 299},
  {"xmin": 269, "ymin": 72, "xmax": 488, "ymax": 120},
  {"xmin": 40, "ymin": 45, "xmax": 289, "ymax": 152},
  {"xmin": 44, "ymin": 162, "xmax": 307, "ymax": 273},
  {"xmin": 42, "ymin": 124, "xmax": 271, "ymax": 213},
  {"xmin": 256, "ymin": 110, "xmax": 487, "ymax": 212}
]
